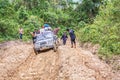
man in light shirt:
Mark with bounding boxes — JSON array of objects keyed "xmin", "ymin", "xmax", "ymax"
[{"xmin": 40, "ymin": 26, "xmax": 45, "ymax": 34}]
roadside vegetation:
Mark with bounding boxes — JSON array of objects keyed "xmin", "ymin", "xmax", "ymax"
[{"xmin": 77, "ymin": 0, "xmax": 120, "ymax": 58}]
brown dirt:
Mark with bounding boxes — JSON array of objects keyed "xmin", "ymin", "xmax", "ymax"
[{"xmin": 0, "ymin": 40, "xmax": 117, "ymax": 80}]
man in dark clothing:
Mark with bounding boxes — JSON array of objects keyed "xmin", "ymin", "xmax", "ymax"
[
  {"xmin": 61, "ymin": 32, "xmax": 68, "ymax": 45},
  {"xmin": 30, "ymin": 30, "xmax": 37, "ymax": 44},
  {"xmin": 67, "ymin": 29, "xmax": 76, "ymax": 48},
  {"xmin": 33, "ymin": 32, "xmax": 36, "ymax": 44}
]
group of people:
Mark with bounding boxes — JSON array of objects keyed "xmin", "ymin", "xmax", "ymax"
[
  {"xmin": 19, "ymin": 26, "xmax": 76, "ymax": 48},
  {"xmin": 61, "ymin": 29, "xmax": 76, "ymax": 48}
]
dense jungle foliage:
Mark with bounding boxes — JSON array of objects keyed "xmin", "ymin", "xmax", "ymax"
[
  {"xmin": 77, "ymin": 0, "xmax": 120, "ymax": 57},
  {"xmin": 0, "ymin": 0, "xmax": 119, "ymax": 56}
]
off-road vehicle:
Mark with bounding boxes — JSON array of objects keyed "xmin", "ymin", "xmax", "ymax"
[{"xmin": 33, "ymin": 31, "xmax": 58, "ymax": 54}]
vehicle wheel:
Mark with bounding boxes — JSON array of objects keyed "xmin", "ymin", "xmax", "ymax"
[
  {"xmin": 53, "ymin": 44, "xmax": 57, "ymax": 52},
  {"xmin": 34, "ymin": 48, "xmax": 39, "ymax": 55},
  {"xmin": 56, "ymin": 41, "xmax": 59, "ymax": 48}
]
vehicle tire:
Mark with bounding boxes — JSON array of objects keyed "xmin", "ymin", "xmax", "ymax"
[
  {"xmin": 57, "ymin": 39, "xmax": 61, "ymax": 46},
  {"xmin": 53, "ymin": 43, "xmax": 57, "ymax": 52},
  {"xmin": 34, "ymin": 48, "xmax": 39, "ymax": 55}
]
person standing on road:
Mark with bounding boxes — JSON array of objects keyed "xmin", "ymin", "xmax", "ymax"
[
  {"xmin": 36, "ymin": 29, "xmax": 40, "ymax": 34},
  {"xmin": 30, "ymin": 30, "xmax": 37, "ymax": 44},
  {"xmin": 61, "ymin": 32, "xmax": 68, "ymax": 45},
  {"xmin": 19, "ymin": 27, "xmax": 23, "ymax": 39},
  {"xmin": 67, "ymin": 29, "xmax": 76, "ymax": 48},
  {"xmin": 53, "ymin": 27, "xmax": 60, "ymax": 44},
  {"xmin": 53, "ymin": 27, "xmax": 60, "ymax": 35}
]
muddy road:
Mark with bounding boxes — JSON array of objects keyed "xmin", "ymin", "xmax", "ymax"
[{"xmin": 0, "ymin": 40, "xmax": 118, "ymax": 80}]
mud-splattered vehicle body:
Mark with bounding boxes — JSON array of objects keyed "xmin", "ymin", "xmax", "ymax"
[{"xmin": 34, "ymin": 31, "xmax": 58, "ymax": 54}]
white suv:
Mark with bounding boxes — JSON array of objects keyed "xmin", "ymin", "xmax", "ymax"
[{"xmin": 33, "ymin": 31, "xmax": 58, "ymax": 54}]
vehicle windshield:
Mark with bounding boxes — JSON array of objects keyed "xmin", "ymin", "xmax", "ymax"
[
  {"xmin": 36, "ymin": 31, "xmax": 53, "ymax": 40},
  {"xmin": 36, "ymin": 34, "xmax": 45, "ymax": 40},
  {"xmin": 43, "ymin": 31, "xmax": 53, "ymax": 38}
]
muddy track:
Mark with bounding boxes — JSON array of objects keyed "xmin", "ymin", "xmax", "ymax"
[{"xmin": 0, "ymin": 40, "xmax": 116, "ymax": 80}]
